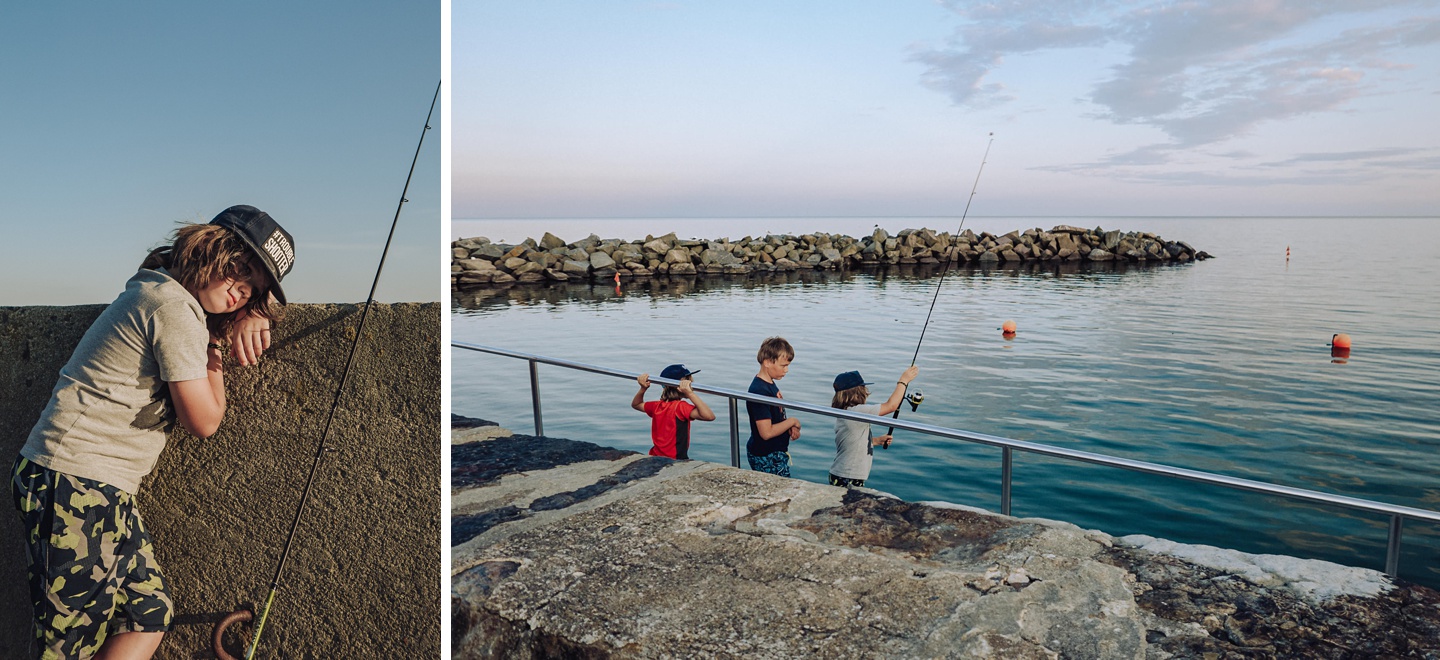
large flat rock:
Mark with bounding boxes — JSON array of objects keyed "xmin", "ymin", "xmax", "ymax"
[{"xmin": 452, "ymin": 420, "xmax": 1440, "ymax": 659}]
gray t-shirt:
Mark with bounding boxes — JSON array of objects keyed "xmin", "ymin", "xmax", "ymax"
[
  {"xmin": 830, "ymin": 403, "xmax": 882, "ymax": 481},
  {"xmin": 21, "ymin": 267, "xmax": 210, "ymax": 494}
]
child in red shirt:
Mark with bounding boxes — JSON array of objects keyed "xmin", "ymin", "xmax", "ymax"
[{"xmin": 631, "ymin": 364, "xmax": 716, "ymax": 459}]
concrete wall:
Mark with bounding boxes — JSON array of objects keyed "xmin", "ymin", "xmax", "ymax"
[{"xmin": 1, "ymin": 303, "xmax": 440, "ymax": 659}]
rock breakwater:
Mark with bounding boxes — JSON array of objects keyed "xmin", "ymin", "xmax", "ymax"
[{"xmin": 452, "ymin": 226, "xmax": 1212, "ymax": 286}]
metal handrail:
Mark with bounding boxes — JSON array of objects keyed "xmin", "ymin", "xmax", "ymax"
[{"xmin": 453, "ymin": 340, "xmax": 1438, "ymax": 578}]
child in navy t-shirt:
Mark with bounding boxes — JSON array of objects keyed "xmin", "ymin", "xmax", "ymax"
[{"xmin": 745, "ymin": 337, "xmax": 801, "ymax": 476}]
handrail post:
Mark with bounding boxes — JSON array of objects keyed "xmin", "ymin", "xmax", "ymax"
[
  {"xmin": 1001, "ymin": 446, "xmax": 1012, "ymax": 516},
  {"xmin": 528, "ymin": 359, "xmax": 543, "ymax": 437},
  {"xmin": 729, "ymin": 396, "xmax": 741, "ymax": 468},
  {"xmin": 1386, "ymin": 515, "xmax": 1403, "ymax": 577}
]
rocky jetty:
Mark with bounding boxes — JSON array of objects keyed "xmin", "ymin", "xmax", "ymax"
[
  {"xmin": 451, "ymin": 417, "xmax": 1440, "ymax": 659},
  {"xmin": 452, "ymin": 226, "xmax": 1212, "ymax": 286}
]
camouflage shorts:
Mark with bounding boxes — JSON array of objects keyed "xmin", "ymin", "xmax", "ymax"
[
  {"xmin": 827, "ymin": 473, "xmax": 866, "ymax": 488},
  {"xmin": 10, "ymin": 456, "xmax": 173, "ymax": 659},
  {"xmin": 746, "ymin": 450, "xmax": 791, "ymax": 477}
]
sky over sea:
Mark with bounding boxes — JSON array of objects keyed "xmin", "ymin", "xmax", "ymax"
[
  {"xmin": 1, "ymin": 3, "xmax": 440, "ymax": 305},
  {"xmin": 455, "ymin": 1, "xmax": 1440, "ymax": 219}
]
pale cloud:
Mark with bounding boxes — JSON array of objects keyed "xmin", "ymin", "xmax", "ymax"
[
  {"xmin": 1257, "ymin": 147, "xmax": 1440, "ymax": 174},
  {"xmin": 917, "ymin": 1, "xmax": 1440, "ymax": 150},
  {"xmin": 1033, "ymin": 143, "xmax": 1440, "ymax": 188}
]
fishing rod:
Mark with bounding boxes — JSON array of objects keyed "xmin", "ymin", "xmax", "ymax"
[
  {"xmin": 885, "ymin": 132, "xmax": 993, "ymax": 440},
  {"xmin": 213, "ymin": 80, "xmax": 440, "ymax": 660}
]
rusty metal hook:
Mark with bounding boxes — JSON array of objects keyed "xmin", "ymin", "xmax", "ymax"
[{"xmin": 212, "ymin": 608, "xmax": 253, "ymax": 660}]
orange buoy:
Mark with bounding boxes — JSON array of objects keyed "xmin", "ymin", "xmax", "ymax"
[
  {"xmin": 1331, "ymin": 333, "xmax": 1352, "ymax": 349},
  {"xmin": 1001, "ymin": 319, "xmax": 1017, "ymax": 334}
]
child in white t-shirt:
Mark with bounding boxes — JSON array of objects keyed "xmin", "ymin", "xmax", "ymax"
[
  {"xmin": 828, "ymin": 365, "xmax": 919, "ymax": 488},
  {"xmin": 11, "ymin": 205, "xmax": 294, "ymax": 659}
]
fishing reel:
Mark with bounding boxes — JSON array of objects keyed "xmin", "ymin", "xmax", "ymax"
[{"xmin": 905, "ymin": 389, "xmax": 925, "ymax": 412}]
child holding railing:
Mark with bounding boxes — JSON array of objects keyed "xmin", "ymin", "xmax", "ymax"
[{"xmin": 632, "ymin": 364, "xmax": 716, "ymax": 459}]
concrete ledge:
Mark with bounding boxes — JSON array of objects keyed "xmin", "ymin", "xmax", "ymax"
[
  {"xmin": 451, "ymin": 419, "xmax": 1440, "ymax": 659},
  {"xmin": 2, "ymin": 303, "xmax": 440, "ymax": 659}
]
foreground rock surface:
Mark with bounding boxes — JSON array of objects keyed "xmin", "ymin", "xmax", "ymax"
[{"xmin": 451, "ymin": 417, "xmax": 1440, "ymax": 659}]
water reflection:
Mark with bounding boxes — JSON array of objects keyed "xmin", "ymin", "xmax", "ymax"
[{"xmin": 453, "ymin": 260, "xmax": 1194, "ymax": 312}]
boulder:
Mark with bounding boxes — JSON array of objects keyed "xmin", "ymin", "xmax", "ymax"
[
  {"xmin": 589, "ymin": 251, "xmax": 616, "ymax": 271},
  {"xmin": 538, "ymin": 232, "xmax": 566, "ymax": 250},
  {"xmin": 1087, "ymin": 249, "xmax": 1115, "ymax": 261},
  {"xmin": 455, "ymin": 259, "xmax": 495, "ymax": 272},
  {"xmin": 471, "ymin": 244, "xmax": 506, "ymax": 261}
]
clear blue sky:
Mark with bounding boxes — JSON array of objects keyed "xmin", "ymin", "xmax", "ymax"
[
  {"xmin": 455, "ymin": 1, "xmax": 1440, "ymax": 220},
  {"xmin": 2, "ymin": 2, "xmax": 440, "ymax": 305}
]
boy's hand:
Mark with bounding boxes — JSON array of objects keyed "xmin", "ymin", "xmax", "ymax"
[
  {"xmin": 788, "ymin": 423, "xmax": 801, "ymax": 440},
  {"xmin": 872, "ymin": 434, "xmax": 893, "ymax": 448},
  {"xmin": 637, "ymin": 374, "xmax": 650, "ymax": 388},
  {"xmin": 227, "ymin": 313, "xmax": 272, "ymax": 366},
  {"xmin": 678, "ymin": 379, "xmax": 695, "ymax": 396},
  {"xmin": 899, "ymin": 365, "xmax": 919, "ymax": 386}
]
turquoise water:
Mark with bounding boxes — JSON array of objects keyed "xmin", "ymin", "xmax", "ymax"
[{"xmin": 451, "ymin": 216, "xmax": 1440, "ymax": 587}]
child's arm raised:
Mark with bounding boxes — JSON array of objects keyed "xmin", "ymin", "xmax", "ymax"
[
  {"xmin": 169, "ymin": 341, "xmax": 227, "ymax": 438},
  {"xmin": 631, "ymin": 374, "xmax": 651, "ymax": 412},
  {"xmin": 678, "ymin": 380, "xmax": 716, "ymax": 421},
  {"xmin": 876, "ymin": 365, "xmax": 920, "ymax": 416}
]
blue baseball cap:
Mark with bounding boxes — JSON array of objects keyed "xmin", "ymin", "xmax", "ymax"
[
  {"xmin": 660, "ymin": 364, "xmax": 699, "ymax": 380},
  {"xmin": 833, "ymin": 371, "xmax": 872, "ymax": 391}
]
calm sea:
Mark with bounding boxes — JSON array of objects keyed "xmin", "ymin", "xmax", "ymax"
[{"xmin": 451, "ymin": 216, "xmax": 1440, "ymax": 587}]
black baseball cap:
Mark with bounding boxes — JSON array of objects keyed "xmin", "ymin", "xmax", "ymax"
[
  {"xmin": 660, "ymin": 364, "xmax": 700, "ymax": 380},
  {"xmin": 210, "ymin": 205, "xmax": 295, "ymax": 304},
  {"xmin": 832, "ymin": 371, "xmax": 873, "ymax": 392}
]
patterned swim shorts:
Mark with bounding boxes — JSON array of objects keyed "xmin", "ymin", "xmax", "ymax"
[
  {"xmin": 828, "ymin": 473, "xmax": 866, "ymax": 488},
  {"xmin": 10, "ymin": 456, "xmax": 173, "ymax": 659},
  {"xmin": 746, "ymin": 451, "xmax": 791, "ymax": 477}
]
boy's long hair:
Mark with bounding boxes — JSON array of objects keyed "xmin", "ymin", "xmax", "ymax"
[
  {"xmin": 660, "ymin": 385, "xmax": 684, "ymax": 402},
  {"xmin": 141, "ymin": 224, "xmax": 281, "ymax": 336},
  {"xmin": 756, "ymin": 336, "xmax": 794, "ymax": 364},
  {"xmin": 832, "ymin": 385, "xmax": 869, "ymax": 410}
]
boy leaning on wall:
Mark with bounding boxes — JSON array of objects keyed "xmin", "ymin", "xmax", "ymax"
[{"xmin": 10, "ymin": 205, "xmax": 294, "ymax": 660}]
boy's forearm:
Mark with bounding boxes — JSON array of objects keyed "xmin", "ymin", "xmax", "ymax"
[
  {"xmin": 761, "ymin": 418, "xmax": 795, "ymax": 440},
  {"xmin": 631, "ymin": 388, "xmax": 647, "ymax": 411},
  {"xmin": 880, "ymin": 382, "xmax": 907, "ymax": 415},
  {"xmin": 207, "ymin": 346, "xmax": 227, "ymax": 414},
  {"xmin": 688, "ymin": 393, "xmax": 715, "ymax": 420}
]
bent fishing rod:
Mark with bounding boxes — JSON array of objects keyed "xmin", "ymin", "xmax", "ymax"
[
  {"xmin": 885, "ymin": 132, "xmax": 993, "ymax": 440},
  {"xmin": 213, "ymin": 80, "xmax": 440, "ymax": 660}
]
